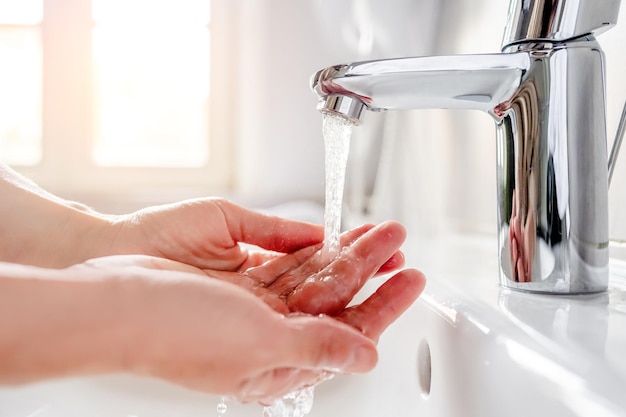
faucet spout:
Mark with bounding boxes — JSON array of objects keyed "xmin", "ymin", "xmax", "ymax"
[{"xmin": 312, "ymin": 53, "xmax": 530, "ymax": 118}]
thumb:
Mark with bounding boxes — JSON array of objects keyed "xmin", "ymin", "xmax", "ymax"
[
  {"xmin": 215, "ymin": 199, "xmax": 324, "ymax": 252},
  {"xmin": 279, "ymin": 315, "xmax": 378, "ymax": 374}
]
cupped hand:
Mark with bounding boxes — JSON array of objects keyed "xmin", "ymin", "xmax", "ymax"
[
  {"xmin": 68, "ymin": 252, "xmax": 425, "ymax": 403},
  {"xmin": 213, "ymin": 221, "xmax": 410, "ymax": 317},
  {"xmin": 107, "ymin": 198, "xmax": 324, "ymax": 272},
  {"xmin": 208, "ymin": 220, "xmax": 425, "ymax": 403}
]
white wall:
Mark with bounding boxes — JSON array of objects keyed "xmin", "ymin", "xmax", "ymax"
[{"xmin": 230, "ymin": 0, "xmax": 440, "ymax": 206}]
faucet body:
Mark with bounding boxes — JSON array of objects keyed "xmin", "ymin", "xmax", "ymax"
[
  {"xmin": 312, "ymin": 0, "xmax": 621, "ymax": 294},
  {"xmin": 497, "ymin": 38, "xmax": 609, "ymax": 292}
]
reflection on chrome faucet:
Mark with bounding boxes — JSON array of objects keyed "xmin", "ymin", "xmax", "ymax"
[
  {"xmin": 510, "ymin": 193, "xmax": 535, "ymax": 283},
  {"xmin": 311, "ymin": 0, "xmax": 622, "ymax": 294},
  {"xmin": 501, "ymin": 78, "xmax": 540, "ymax": 284}
]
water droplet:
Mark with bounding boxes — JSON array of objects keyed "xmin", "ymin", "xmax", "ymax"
[{"xmin": 217, "ymin": 396, "xmax": 228, "ymax": 415}]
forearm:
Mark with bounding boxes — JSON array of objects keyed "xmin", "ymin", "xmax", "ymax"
[
  {"xmin": 0, "ymin": 163, "xmax": 115, "ymax": 267},
  {"xmin": 0, "ymin": 262, "xmax": 130, "ymax": 384}
]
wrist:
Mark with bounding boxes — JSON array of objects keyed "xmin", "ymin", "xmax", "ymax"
[
  {"xmin": 26, "ymin": 202, "xmax": 117, "ymax": 267},
  {"xmin": 0, "ymin": 264, "xmax": 133, "ymax": 383},
  {"xmin": 0, "ymin": 164, "xmax": 120, "ymax": 267}
]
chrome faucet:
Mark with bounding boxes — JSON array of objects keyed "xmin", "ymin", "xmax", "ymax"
[{"xmin": 311, "ymin": 0, "xmax": 622, "ymax": 294}]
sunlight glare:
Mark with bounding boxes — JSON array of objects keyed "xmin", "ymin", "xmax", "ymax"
[
  {"xmin": 0, "ymin": 26, "xmax": 42, "ymax": 165},
  {"xmin": 0, "ymin": 0, "xmax": 43, "ymax": 25},
  {"xmin": 92, "ymin": 0, "xmax": 211, "ymax": 167},
  {"xmin": 93, "ymin": 0, "xmax": 210, "ymax": 26}
]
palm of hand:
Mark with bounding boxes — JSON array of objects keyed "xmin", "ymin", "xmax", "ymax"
[{"xmin": 209, "ymin": 222, "xmax": 406, "ymax": 320}]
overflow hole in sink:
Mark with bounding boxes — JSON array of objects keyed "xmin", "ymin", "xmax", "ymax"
[{"xmin": 417, "ymin": 339, "xmax": 432, "ymax": 398}]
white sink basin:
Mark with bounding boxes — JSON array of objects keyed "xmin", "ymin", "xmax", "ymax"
[{"xmin": 2, "ymin": 235, "xmax": 626, "ymax": 417}]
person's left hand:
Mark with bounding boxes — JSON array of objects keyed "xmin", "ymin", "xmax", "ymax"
[{"xmin": 106, "ymin": 198, "xmax": 325, "ymax": 272}]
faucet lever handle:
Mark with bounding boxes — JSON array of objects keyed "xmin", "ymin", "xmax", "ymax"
[{"xmin": 503, "ymin": 0, "xmax": 621, "ymax": 47}]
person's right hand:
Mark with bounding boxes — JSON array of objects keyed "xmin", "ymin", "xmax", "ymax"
[{"xmin": 66, "ymin": 254, "xmax": 422, "ymax": 403}]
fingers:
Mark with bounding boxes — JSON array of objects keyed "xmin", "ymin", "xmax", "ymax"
[
  {"xmin": 242, "ymin": 244, "xmax": 322, "ymax": 286},
  {"xmin": 267, "ymin": 224, "xmax": 373, "ymax": 293},
  {"xmin": 232, "ymin": 311, "xmax": 377, "ymax": 403},
  {"xmin": 338, "ymin": 269, "xmax": 426, "ymax": 342},
  {"xmin": 213, "ymin": 199, "xmax": 324, "ymax": 253},
  {"xmin": 376, "ymin": 250, "xmax": 406, "ymax": 275},
  {"xmin": 234, "ymin": 314, "xmax": 377, "ymax": 402},
  {"xmin": 285, "ymin": 221, "xmax": 407, "ymax": 315},
  {"xmin": 278, "ymin": 315, "xmax": 378, "ymax": 374},
  {"xmin": 207, "ymin": 271, "xmax": 290, "ymax": 314}
]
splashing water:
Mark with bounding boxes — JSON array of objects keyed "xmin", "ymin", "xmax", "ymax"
[
  {"xmin": 264, "ymin": 113, "xmax": 355, "ymax": 417},
  {"xmin": 263, "ymin": 386, "xmax": 315, "ymax": 417}
]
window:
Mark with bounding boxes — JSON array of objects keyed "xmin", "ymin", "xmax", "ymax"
[
  {"xmin": 92, "ymin": 0, "xmax": 210, "ymax": 167},
  {"xmin": 0, "ymin": 0, "xmax": 231, "ymax": 210},
  {"xmin": 0, "ymin": 0, "xmax": 43, "ymax": 165}
]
